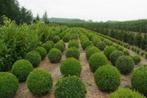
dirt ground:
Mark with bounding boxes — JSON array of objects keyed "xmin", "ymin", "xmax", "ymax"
[{"xmin": 14, "ymin": 43, "xmax": 147, "ymax": 98}]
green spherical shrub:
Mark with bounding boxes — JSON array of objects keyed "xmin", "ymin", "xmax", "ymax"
[
  {"xmin": 81, "ymin": 40, "xmax": 93, "ymax": 50},
  {"xmin": 63, "ymin": 34, "xmax": 70, "ymax": 42},
  {"xmin": 132, "ymin": 55, "xmax": 141, "ymax": 65},
  {"xmin": 115, "ymin": 56, "xmax": 135, "ymax": 75},
  {"xmin": 104, "ymin": 46, "xmax": 117, "ymax": 59},
  {"xmin": 55, "ymin": 76, "xmax": 86, "ymax": 98},
  {"xmin": 88, "ymin": 52, "xmax": 109, "ymax": 73},
  {"xmin": 27, "ymin": 68, "xmax": 53, "ymax": 96},
  {"xmin": 95, "ymin": 41, "xmax": 106, "ymax": 51},
  {"xmin": 110, "ymin": 50, "xmax": 124, "ymax": 65},
  {"xmin": 35, "ymin": 46, "xmax": 47, "ymax": 59},
  {"xmin": 48, "ymin": 48, "xmax": 62, "ymax": 63},
  {"xmin": 53, "ymin": 36, "xmax": 60, "ymax": 43},
  {"xmin": 0, "ymin": 72, "xmax": 18, "ymax": 98},
  {"xmin": 25, "ymin": 51, "xmax": 41, "ymax": 67},
  {"xmin": 68, "ymin": 40, "xmax": 79, "ymax": 48},
  {"xmin": 123, "ymin": 50, "xmax": 130, "ymax": 55},
  {"xmin": 94, "ymin": 65, "xmax": 120, "ymax": 92},
  {"xmin": 131, "ymin": 65, "xmax": 147, "ymax": 96},
  {"xmin": 60, "ymin": 58, "xmax": 82, "ymax": 76},
  {"xmin": 110, "ymin": 88, "xmax": 145, "ymax": 98},
  {"xmin": 11, "ymin": 59, "xmax": 33, "ymax": 82},
  {"xmin": 66, "ymin": 47, "xmax": 80, "ymax": 59},
  {"xmin": 42, "ymin": 41, "xmax": 54, "ymax": 52},
  {"xmin": 54, "ymin": 40, "xmax": 65, "ymax": 52},
  {"xmin": 86, "ymin": 46, "xmax": 100, "ymax": 60}
]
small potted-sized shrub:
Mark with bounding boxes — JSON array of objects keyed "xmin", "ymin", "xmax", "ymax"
[
  {"xmin": 27, "ymin": 68, "xmax": 53, "ymax": 96},
  {"xmin": 60, "ymin": 58, "xmax": 82, "ymax": 76},
  {"xmin": 48, "ymin": 48, "xmax": 62, "ymax": 63},
  {"xmin": 54, "ymin": 76, "xmax": 87, "ymax": 98},
  {"xmin": 94, "ymin": 64, "xmax": 120, "ymax": 92}
]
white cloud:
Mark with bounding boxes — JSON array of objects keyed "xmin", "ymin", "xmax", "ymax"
[{"xmin": 18, "ymin": 0, "xmax": 147, "ymax": 21}]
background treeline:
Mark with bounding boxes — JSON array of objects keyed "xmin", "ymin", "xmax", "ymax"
[{"xmin": 63, "ymin": 22, "xmax": 147, "ymax": 51}]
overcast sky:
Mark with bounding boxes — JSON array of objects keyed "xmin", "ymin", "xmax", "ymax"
[{"xmin": 18, "ymin": 0, "xmax": 147, "ymax": 21}]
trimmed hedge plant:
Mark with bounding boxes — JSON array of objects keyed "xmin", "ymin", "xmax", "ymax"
[
  {"xmin": 66, "ymin": 47, "xmax": 80, "ymax": 59},
  {"xmin": 54, "ymin": 40, "xmax": 65, "ymax": 52},
  {"xmin": 88, "ymin": 52, "xmax": 109, "ymax": 72},
  {"xmin": 55, "ymin": 76, "xmax": 87, "ymax": 98},
  {"xmin": 25, "ymin": 51, "xmax": 41, "ymax": 67},
  {"xmin": 131, "ymin": 65, "xmax": 147, "ymax": 96},
  {"xmin": 35, "ymin": 46, "xmax": 47, "ymax": 59},
  {"xmin": 110, "ymin": 88, "xmax": 145, "ymax": 98},
  {"xmin": 0, "ymin": 72, "xmax": 18, "ymax": 98},
  {"xmin": 60, "ymin": 58, "xmax": 82, "ymax": 76},
  {"xmin": 94, "ymin": 65, "xmax": 120, "ymax": 92},
  {"xmin": 104, "ymin": 46, "xmax": 117, "ymax": 59},
  {"xmin": 42, "ymin": 41, "xmax": 54, "ymax": 52},
  {"xmin": 48, "ymin": 48, "xmax": 62, "ymax": 63},
  {"xmin": 27, "ymin": 68, "xmax": 53, "ymax": 96},
  {"xmin": 95, "ymin": 41, "xmax": 106, "ymax": 51},
  {"xmin": 68, "ymin": 40, "xmax": 79, "ymax": 48},
  {"xmin": 86, "ymin": 46, "xmax": 100, "ymax": 60},
  {"xmin": 115, "ymin": 56, "xmax": 135, "ymax": 75},
  {"xmin": 11, "ymin": 59, "xmax": 33, "ymax": 82}
]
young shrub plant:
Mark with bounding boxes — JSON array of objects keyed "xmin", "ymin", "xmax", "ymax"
[{"xmin": 66, "ymin": 47, "xmax": 80, "ymax": 59}]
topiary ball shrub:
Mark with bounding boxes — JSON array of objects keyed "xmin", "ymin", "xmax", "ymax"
[
  {"xmin": 27, "ymin": 68, "xmax": 53, "ymax": 96},
  {"xmin": 68, "ymin": 40, "xmax": 79, "ymax": 48},
  {"xmin": 42, "ymin": 41, "xmax": 54, "ymax": 52},
  {"xmin": 131, "ymin": 65, "xmax": 147, "ymax": 96},
  {"xmin": 0, "ymin": 72, "xmax": 18, "ymax": 98},
  {"xmin": 48, "ymin": 48, "xmax": 62, "ymax": 63},
  {"xmin": 115, "ymin": 56, "xmax": 135, "ymax": 75},
  {"xmin": 66, "ymin": 47, "xmax": 80, "ymax": 59},
  {"xmin": 81, "ymin": 40, "xmax": 93, "ymax": 50},
  {"xmin": 86, "ymin": 46, "xmax": 100, "ymax": 60},
  {"xmin": 110, "ymin": 50, "xmax": 124, "ymax": 65},
  {"xmin": 25, "ymin": 51, "xmax": 41, "ymax": 67},
  {"xmin": 55, "ymin": 76, "xmax": 87, "ymax": 98},
  {"xmin": 132, "ymin": 55, "xmax": 141, "ymax": 65},
  {"xmin": 94, "ymin": 65, "xmax": 120, "ymax": 92},
  {"xmin": 54, "ymin": 40, "xmax": 65, "ymax": 52},
  {"xmin": 88, "ymin": 52, "xmax": 109, "ymax": 73},
  {"xmin": 11, "ymin": 59, "xmax": 33, "ymax": 82},
  {"xmin": 53, "ymin": 36, "xmax": 60, "ymax": 43},
  {"xmin": 104, "ymin": 46, "xmax": 117, "ymax": 59},
  {"xmin": 60, "ymin": 58, "xmax": 82, "ymax": 76},
  {"xmin": 35, "ymin": 46, "xmax": 47, "ymax": 59},
  {"xmin": 95, "ymin": 41, "xmax": 106, "ymax": 51},
  {"xmin": 110, "ymin": 88, "xmax": 145, "ymax": 98}
]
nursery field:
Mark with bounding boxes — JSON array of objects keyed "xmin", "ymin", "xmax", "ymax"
[{"xmin": 0, "ymin": 20, "xmax": 147, "ymax": 98}]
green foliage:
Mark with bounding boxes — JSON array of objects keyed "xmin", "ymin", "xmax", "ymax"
[
  {"xmin": 94, "ymin": 65, "xmax": 120, "ymax": 92},
  {"xmin": 25, "ymin": 51, "xmax": 41, "ymax": 67},
  {"xmin": 110, "ymin": 50, "xmax": 124, "ymax": 65},
  {"xmin": 55, "ymin": 76, "xmax": 87, "ymax": 98},
  {"xmin": 35, "ymin": 46, "xmax": 47, "ymax": 59},
  {"xmin": 88, "ymin": 52, "xmax": 109, "ymax": 72},
  {"xmin": 104, "ymin": 46, "xmax": 117, "ymax": 59},
  {"xmin": 115, "ymin": 56, "xmax": 135, "ymax": 74},
  {"xmin": 42, "ymin": 41, "xmax": 54, "ymax": 52},
  {"xmin": 54, "ymin": 40, "xmax": 65, "ymax": 52},
  {"xmin": 48, "ymin": 48, "xmax": 62, "ymax": 63},
  {"xmin": 68, "ymin": 40, "xmax": 79, "ymax": 48},
  {"xmin": 53, "ymin": 36, "xmax": 60, "ymax": 43},
  {"xmin": 86, "ymin": 46, "xmax": 100, "ymax": 60},
  {"xmin": 66, "ymin": 47, "xmax": 80, "ymax": 59},
  {"xmin": 81, "ymin": 40, "xmax": 93, "ymax": 50},
  {"xmin": 132, "ymin": 55, "xmax": 141, "ymax": 65},
  {"xmin": 11, "ymin": 59, "xmax": 33, "ymax": 82},
  {"xmin": 0, "ymin": 72, "xmax": 18, "ymax": 98},
  {"xmin": 95, "ymin": 41, "xmax": 106, "ymax": 51},
  {"xmin": 110, "ymin": 88, "xmax": 145, "ymax": 98},
  {"xmin": 27, "ymin": 68, "xmax": 53, "ymax": 96},
  {"xmin": 60, "ymin": 58, "xmax": 82, "ymax": 76},
  {"xmin": 131, "ymin": 65, "xmax": 147, "ymax": 96}
]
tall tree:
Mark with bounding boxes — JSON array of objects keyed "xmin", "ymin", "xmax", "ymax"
[{"xmin": 42, "ymin": 11, "xmax": 49, "ymax": 24}]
